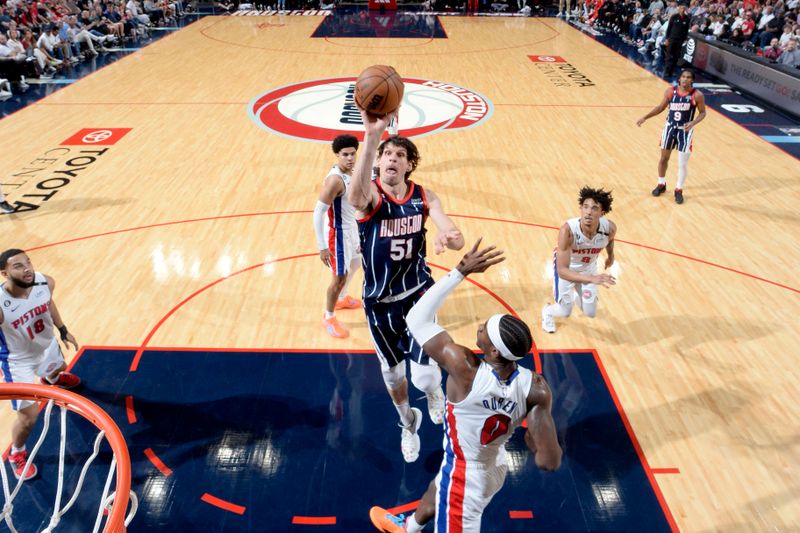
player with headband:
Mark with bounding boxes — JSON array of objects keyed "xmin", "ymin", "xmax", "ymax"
[{"xmin": 369, "ymin": 238, "xmax": 562, "ymax": 533}]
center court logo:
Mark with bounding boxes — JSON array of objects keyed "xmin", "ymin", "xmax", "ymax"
[{"xmin": 248, "ymin": 77, "xmax": 493, "ymax": 142}]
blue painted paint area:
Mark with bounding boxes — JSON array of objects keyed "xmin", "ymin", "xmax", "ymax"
[
  {"xmin": 567, "ymin": 20, "xmax": 800, "ymax": 159},
  {"xmin": 761, "ymin": 136, "xmax": 800, "ymax": 143},
  {"xmin": 312, "ymin": 8, "xmax": 447, "ymax": 38},
  {"xmin": 5, "ymin": 349, "xmax": 672, "ymax": 532}
]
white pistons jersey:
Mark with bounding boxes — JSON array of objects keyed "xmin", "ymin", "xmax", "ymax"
[
  {"xmin": 0, "ymin": 273, "xmax": 55, "ymax": 361},
  {"xmin": 326, "ymin": 165, "xmax": 357, "ymax": 235},
  {"xmin": 566, "ymin": 217, "xmax": 611, "ymax": 273},
  {"xmin": 444, "ymin": 362, "xmax": 533, "ymax": 465}
]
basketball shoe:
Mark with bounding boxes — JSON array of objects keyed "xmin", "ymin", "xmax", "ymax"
[
  {"xmin": 651, "ymin": 183, "xmax": 667, "ymax": 196},
  {"xmin": 334, "ymin": 295, "xmax": 361, "ymax": 310},
  {"xmin": 674, "ymin": 189, "xmax": 684, "ymax": 204},
  {"xmin": 369, "ymin": 507, "xmax": 407, "ymax": 533},
  {"xmin": 400, "ymin": 407, "xmax": 422, "ymax": 463},
  {"xmin": 322, "ymin": 315, "xmax": 349, "ymax": 338},
  {"xmin": 541, "ymin": 304, "xmax": 556, "ymax": 333},
  {"xmin": 0, "ymin": 200, "xmax": 15, "ymax": 214},
  {"xmin": 426, "ymin": 387, "xmax": 444, "ymax": 425},
  {"xmin": 7, "ymin": 449, "xmax": 38, "ymax": 480},
  {"xmin": 41, "ymin": 372, "xmax": 81, "ymax": 389}
]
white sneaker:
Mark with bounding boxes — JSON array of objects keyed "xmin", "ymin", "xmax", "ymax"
[
  {"xmin": 541, "ymin": 304, "xmax": 556, "ymax": 333},
  {"xmin": 426, "ymin": 388, "xmax": 445, "ymax": 425},
  {"xmin": 400, "ymin": 407, "xmax": 422, "ymax": 463}
]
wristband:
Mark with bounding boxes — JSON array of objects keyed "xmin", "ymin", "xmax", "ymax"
[{"xmin": 58, "ymin": 325, "xmax": 68, "ymax": 341}]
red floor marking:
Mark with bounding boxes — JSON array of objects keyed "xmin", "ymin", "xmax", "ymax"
[
  {"xmin": 26, "ymin": 211, "xmax": 799, "ymax": 295},
  {"xmin": 509, "ymin": 510, "xmax": 534, "ymax": 519},
  {"xmin": 129, "ymin": 254, "xmax": 317, "ymax": 371},
  {"xmin": 201, "ymin": 493, "xmax": 247, "ymax": 515},
  {"xmin": 592, "ymin": 351, "xmax": 679, "ymax": 533},
  {"xmin": 387, "ymin": 500, "xmax": 420, "ymax": 515},
  {"xmin": 125, "ymin": 395, "xmax": 137, "ymax": 424},
  {"xmin": 652, "ymin": 468, "xmax": 681, "ymax": 474},
  {"xmin": 143, "ymin": 448, "xmax": 173, "ymax": 477},
  {"xmin": 291, "ymin": 516, "xmax": 336, "ymax": 525}
]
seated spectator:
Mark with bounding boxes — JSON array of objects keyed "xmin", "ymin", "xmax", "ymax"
[
  {"xmin": 740, "ymin": 11, "xmax": 756, "ymax": 41},
  {"xmin": 763, "ymin": 36, "xmax": 784, "ymax": 59},
  {"xmin": 728, "ymin": 26, "xmax": 746, "ymax": 44},
  {"xmin": 779, "ymin": 24, "xmax": 794, "ymax": 46},
  {"xmin": 779, "ymin": 37, "xmax": 800, "ymax": 66}
]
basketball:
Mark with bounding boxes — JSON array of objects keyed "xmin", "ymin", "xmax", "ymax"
[{"xmin": 354, "ymin": 65, "xmax": 405, "ymax": 116}]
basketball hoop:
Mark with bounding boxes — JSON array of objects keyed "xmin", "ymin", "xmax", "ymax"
[{"xmin": 0, "ymin": 383, "xmax": 137, "ymax": 533}]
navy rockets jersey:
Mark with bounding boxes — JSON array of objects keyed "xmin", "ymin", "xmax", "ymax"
[
  {"xmin": 666, "ymin": 86, "xmax": 697, "ymax": 127},
  {"xmin": 358, "ymin": 180, "xmax": 432, "ymax": 303}
]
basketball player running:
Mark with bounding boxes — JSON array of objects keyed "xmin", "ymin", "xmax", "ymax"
[
  {"xmin": 314, "ymin": 135, "xmax": 363, "ymax": 339},
  {"xmin": 370, "ymin": 239, "xmax": 562, "ymax": 533},
  {"xmin": 636, "ymin": 69, "xmax": 706, "ymax": 205},
  {"xmin": 0, "ymin": 249, "xmax": 81, "ymax": 480},
  {"xmin": 349, "ymin": 108, "xmax": 464, "ymax": 463},
  {"xmin": 541, "ymin": 187, "xmax": 616, "ymax": 334}
]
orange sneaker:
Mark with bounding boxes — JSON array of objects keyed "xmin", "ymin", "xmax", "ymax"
[
  {"xmin": 334, "ymin": 295, "xmax": 362, "ymax": 310},
  {"xmin": 322, "ymin": 315, "xmax": 349, "ymax": 338},
  {"xmin": 369, "ymin": 506, "xmax": 407, "ymax": 533},
  {"xmin": 7, "ymin": 449, "xmax": 38, "ymax": 480}
]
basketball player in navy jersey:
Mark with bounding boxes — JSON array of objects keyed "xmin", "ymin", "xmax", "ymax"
[
  {"xmin": 313, "ymin": 135, "xmax": 363, "ymax": 339},
  {"xmin": 349, "ymin": 108, "xmax": 465, "ymax": 463},
  {"xmin": 369, "ymin": 239, "xmax": 561, "ymax": 533},
  {"xmin": 541, "ymin": 187, "xmax": 616, "ymax": 334},
  {"xmin": 636, "ymin": 69, "xmax": 706, "ymax": 204},
  {"xmin": 0, "ymin": 249, "xmax": 81, "ymax": 481}
]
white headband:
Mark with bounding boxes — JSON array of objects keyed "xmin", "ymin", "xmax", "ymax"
[{"xmin": 486, "ymin": 314, "xmax": 522, "ymax": 361}]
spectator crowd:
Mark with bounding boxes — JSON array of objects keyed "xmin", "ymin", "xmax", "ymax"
[
  {"xmin": 0, "ymin": 0, "xmax": 187, "ymax": 98},
  {"xmin": 562, "ymin": 0, "xmax": 800, "ymax": 69}
]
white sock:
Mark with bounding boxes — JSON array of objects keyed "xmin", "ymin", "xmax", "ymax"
[
  {"xmin": 11, "ymin": 445, "xmax": 25, "ymax": 454},
  {"xmin": 658, "ymin": 177, "xmax": 666, "ymax": 185},
  {"xmin": 324, "ymin": 310, "xmax": 335, "ymax": 319},
  {"xmin": 394, "ymin": 401, "xmax": 414, "ymax": 428},
  {"xmin": 405, "ymin": 514, "xmax": 424, "ymax": 533}
]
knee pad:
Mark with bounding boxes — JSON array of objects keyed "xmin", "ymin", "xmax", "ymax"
[
  {"xmin": 580, "ymin": 287, "xmax": 598, "ymax": 318},
  {"xmin": 380, "ymin": 362, "xmax": 406, "ymax": 390},
  {"xmin": 409, "ymin": 359, "xmax": 442, "ymax": 393}
]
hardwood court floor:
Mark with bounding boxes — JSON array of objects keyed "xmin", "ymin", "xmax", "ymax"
[{"xmin": 0, "ymin": 13, "xmax": 798, "ymax": 531}]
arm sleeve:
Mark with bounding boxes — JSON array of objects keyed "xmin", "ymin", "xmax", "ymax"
[
  {"xmin": 313, "ymin": 201, "xmax": 330, "ymax": 250},
  {"xmin": 406, "ymin": 269, "xmax": 465, "ymax": 347}
]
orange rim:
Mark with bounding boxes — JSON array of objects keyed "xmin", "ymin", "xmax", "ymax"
[{"xmin": 0, "ymin": 383, "xmax": 130, "ymax": 533}]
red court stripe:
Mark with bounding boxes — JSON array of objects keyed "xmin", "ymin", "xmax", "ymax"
[
  {"xmin": 143, "ymin": 448, "xmax": 172, "ymax": 477},
  {"xmin": 129, "ymin": 253, "xmax": 317, "ymax": 371},
  {"xmin": 387, "ymin": 500, "xmax": 420, "ymax": 515},
  {"xmin": 125, "ymin": 396, "xmax": 137, "ymax": 424},
  {"xmin": 291, "ymin": 516, "xmax": 336, "ymax": 525},
  {"xmin": 201, "ymin": 493, "xmax": 247, "ymax": 515},
  {"xmin": 652, "ymin": 468, "xmax": 681, "ymax": 474},
  {"xmin": 509, "ymin": 510, "xmax": 534, "ymax": 519},
  {"xmin": 592, "ymin": 351, "xmax": 679, "ymax": 533}
]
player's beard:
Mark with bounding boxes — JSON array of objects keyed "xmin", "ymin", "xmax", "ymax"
[{"xmin": 9, "ymin": 273, "xmax": 35, "ymax": 289}]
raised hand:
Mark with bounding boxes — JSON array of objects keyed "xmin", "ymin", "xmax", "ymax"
[
  {"xmin": 358, "ymin": 107, "xmax": 398, "ymax": 139},
  {"xmin": 455, "ymin": 238, "xmax": 505, "ymax": 277}
]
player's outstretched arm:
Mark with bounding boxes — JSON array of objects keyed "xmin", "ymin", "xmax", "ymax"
[
  {"xmin": 636, "ymin": 88, "xmax": 672, "ymax": 126},
  {"xmin": 347, "ymin": 108, "xmax": 396, "ymax": 214},
  {"xmin": 407, "ymin": 239, "xmax": 504, "ymax": 379},
  {"xmin": 426, "ymin": 189, "xmax": 465, "ymax": 254},
  {"xmin": 523, "ymin": 375, "xmax": 562, "ymax": 471}
]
